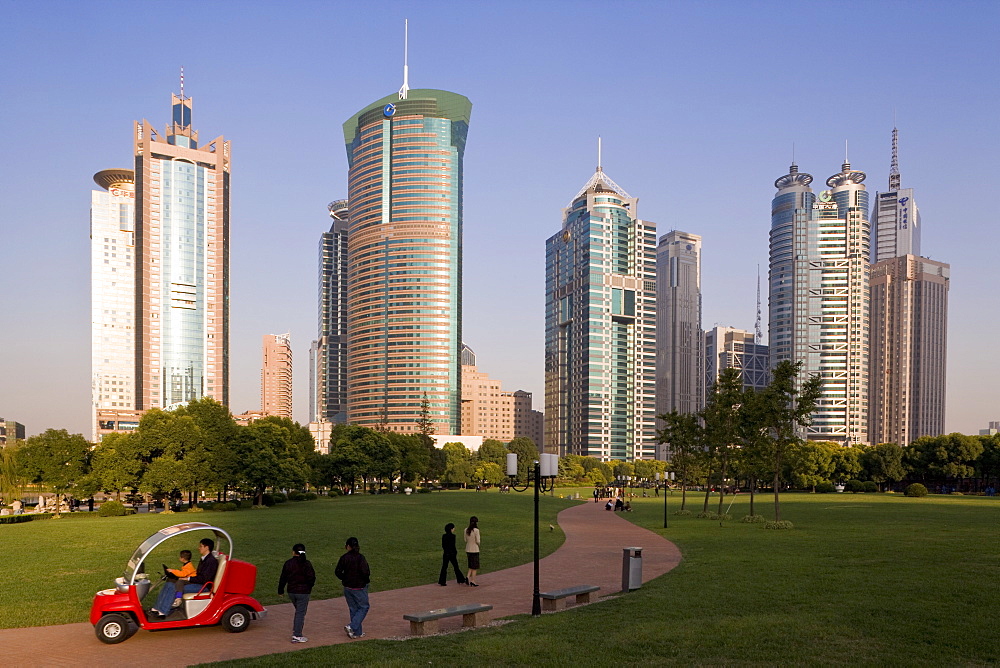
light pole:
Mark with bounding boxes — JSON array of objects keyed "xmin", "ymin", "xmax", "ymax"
[{"xmin": 507, "ymin": 452, "xmax": 558, "ymax": 616}]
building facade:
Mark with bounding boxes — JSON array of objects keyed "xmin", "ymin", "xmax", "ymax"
[
  {"xmin": 655, "ymin": 230, "xmax": 704, "ymax": 416},
  {"xmin": 869, "ymin": 255, "xmax": 949, "ymax": 444},
  {"xmin": 769, "ymin": 161, "xmax": 870, "ymax": 444},
  {"xmin": 342, "ymin": 89, "xmax": 471, "ymax": 434},
  {"xmin": 460, "ymin": 364, "xmax": 515, "ymax": 441},
  {"xmin": 91, "ymin": 91, "xmax": 229, "ymax": 439},
  {"xmin": 545, "ymin": 165, "xmax": 657, "ymax": 461},
  {"xmin": 312, "ymin": 200, "xmax": 349, "ymax": 424},
  {"xmin": 512, "ymin": 390, "xmax": 545, "ymax": 450},
  {"xmin": 705, "ymin": 326, "xmax": 770, "ymax": 392},
  {"xmin": 872, "ymin": 127, "xmax": 920, "ymax": 263},
  {"xmin": 0, "ymin": 419, "xmax": 26, "ymax": 446},
  {"xmin": 262, "ymin": 333, "xmax": 293, "ymax": 418}
]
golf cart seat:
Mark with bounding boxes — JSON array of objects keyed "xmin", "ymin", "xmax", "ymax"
[{"xmin": 181, "ymin": 553, "xmax": 228, "ymax": 616}]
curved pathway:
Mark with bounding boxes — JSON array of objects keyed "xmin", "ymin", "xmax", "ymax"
[{"xmin": 1, "ymin": 501, "xmax": 681, "ymax": 667}]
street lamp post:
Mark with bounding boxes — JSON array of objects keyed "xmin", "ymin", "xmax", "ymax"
[{"xmin": 507, "ymin": 452, "xmax": 558, "ymax": 616}]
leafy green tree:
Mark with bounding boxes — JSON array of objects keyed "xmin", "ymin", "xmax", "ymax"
[
  {"xmin": 139, "ymin": 413, "xmax": 202, "ymax": 500},
  {"xmin": 237, "ymin": 421, "xmax": 308, "ymax": 503},
  {"xmin": 633, "ymin": 459, "xmax": 655, "ymax": 481},
  {"xmin": 733, "ymin": 386, "xmax": 770, "ymax": 517},
  {"xmin": 477, "ymin": 439, "xmax": 508, "ymax": 468},
  {"xmin": 442, "ymin": 442, "xmax": 474, "ymax": 486},
  {"xmin": 174, "ymin": 397, "xmax": 239, "ymax": 498},
  {"xmin": 977, "ymin": 434, "xmax": 1000, "ymax": 488},
  {"xmin": 391, "ymin": 433, "xmax": 430, "ymax": 486},
  {"xmin": 656, "ymin": 410, "xmax": 703, "ymax": 511},
  {"xmin": 789, "ymin": 440, "xmax": 836, "ymax": 491},
  {"xmin": 701, "ymin": 367, "xmax": 744, "ymax": 516},
  {"xmin": 586, "ymin": 468, "xmax": 608, "ymax": 487},
  {"xmin": 612, "ymin": 461, "xmax": 635, "ymax": 479},
  {"xmin": 506, "ymin": 437, "xmax": 539, "ymax": 484},
  {"xmin": 907, "ymin": 433, "xmax": 983, "ymax": 486},
  {"xmin": 90, "ymin": 432, "xmax": 144, "ymax": 500},
  {"xmin": 0, "ymin": 439, "xmax": 28, "ymax": 507},
  {"xmin": 830, "ymin": 444, "xmax": 863, "ymax": 483},
  {"xmin": 862, "ymin": 443, "xmax": 906, "ymax": 491},
  {"xmin": 474, "ymin": 461, "xmax": 505, "ymax": 486},
  {"xmin": 20, "ymin": 429, "xmax": 91, "ymax": 515}
]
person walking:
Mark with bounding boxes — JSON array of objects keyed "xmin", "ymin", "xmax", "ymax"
[
  {"xmin": 593, "ymin": 488, "xmax": 599, "ymax": 503},
  {"xmin": 278, "ymin": 543, "xmax": 316, "ymax": 643},
  {"xmin": 335, "ymin": 536, "xmax": 371, "ymax": 639},
  {"xmin": 438, "ymin": 523, "xmax": 467, "ymax": 586},
  {"xmin": 464, "ymin": 516, "xmax": 481, "ymax": 586}
]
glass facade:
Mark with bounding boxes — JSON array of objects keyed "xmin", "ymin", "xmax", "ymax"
[
  {"xmin": 655, "ymin": 231, "xmax": 704, "ymax": 417},
  {"xmin": 314, "ymin": 200, "xmax": 349, "ymax": 424},
  {"xmin": 342, "ymin": 90, "xmax": 471, "ymax": 434}
]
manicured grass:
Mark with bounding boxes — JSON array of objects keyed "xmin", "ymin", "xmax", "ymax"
[
  {"xmin": 0, "ymin": 491, "xmax": 572, "ymax": 629},
  {"xmin": 206, "ymin": 491, "xmax": 1000, "ymax": 666}
]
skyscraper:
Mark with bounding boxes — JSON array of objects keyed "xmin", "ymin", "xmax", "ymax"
[
  {"xmin": 545, "ymin": 162, "xmax": 657, "ymax": 460},
  {"xmin": 655, "ymin": 230, "xmax": 704, "ymax": 416},
  {"xmin": 704, "ymin": 326, "xmax": 769, "ymax": 392},
  {"xmin": 869, "ymin": 128, "xmax": 948, "ymax": 444},
  {"xmin": 342, "ymin": 88, "xmax": 471, "ymax": 434},
  {"xmin": 312, "ymin": 200, "xmax": 349, "ymax": 424},
  {"xmin": 769, "ymin": 159, "xmax": 870, "ymax": 444},
  {"xmin": 262, "ymin": 333, "xmax": 293, "ymax": 418},
  {"xmin": 92, "ymin": 87, "xmax": 230, "ymax": 438}
]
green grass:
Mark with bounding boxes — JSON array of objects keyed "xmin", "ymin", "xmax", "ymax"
[
  {"xmin": 206, "ymin": 491, "xmax": 1000, "ymax": 666},
  {"xmin": 0, "ymin": 491, "xmax": 572, "ymax": 628}
]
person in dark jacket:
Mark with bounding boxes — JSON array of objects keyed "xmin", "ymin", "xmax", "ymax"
[
  {"xmin": 151, "ymin": 537, "xmax": 219, "ymax": 618},
  {"xmin": 438, "ymin": 523, "xmax": 467, "ymax": 586},
  {"xmin": 335, "ymin": 536, "xmax": 371, "ymax": 638},
  {"xmin": 278, "ymin": 543, "xmax": 316, "ymax": 643}
]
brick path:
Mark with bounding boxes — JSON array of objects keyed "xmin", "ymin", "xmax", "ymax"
[{"xmin": 1, "ymin": 500, "xmax": 681, "ymax": 667}]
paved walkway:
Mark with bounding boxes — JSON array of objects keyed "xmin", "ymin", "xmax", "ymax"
[{"xmin": 1, "ymin": 501, "xmax": 681, "ymax": 667}]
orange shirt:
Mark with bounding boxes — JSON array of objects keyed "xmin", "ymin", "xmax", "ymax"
[{"xmin": 169, "ymin": 561, "xmax": 197, "ymax": 578}]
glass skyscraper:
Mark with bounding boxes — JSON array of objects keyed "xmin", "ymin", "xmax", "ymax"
[
  {"xmin": 312, "ymin": 200, "xmax": 349, "ymax": 424},
  {"xmin": 769, "ymin": 160, "xmax": 870, "ymax": 445},
  {"xmin": 655, "ymin": 230, "xmax": 704, "ymax": 416},
  {"xmin": 545, "ymin": 166, "xmax": 657, "ymax": 460},
  {"xmin": 341, "ymin": 89, "xmax": 471, "ymax": 434}
]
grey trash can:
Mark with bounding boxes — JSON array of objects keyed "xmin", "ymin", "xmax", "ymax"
[{"xmin": 621, "ymin": 547, "xmax": 642, "ymax": 592}]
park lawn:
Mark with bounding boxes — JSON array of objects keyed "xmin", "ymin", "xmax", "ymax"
[
  {"xmin": 0, "ymin": 491, "xmax": 572, "ymax": 629},
  {"xmin": 206, "ymin": 491, "xmax": 1000, "ymax": 667}
]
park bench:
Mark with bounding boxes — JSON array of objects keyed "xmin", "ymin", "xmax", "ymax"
[
  {"xmin": 538, "ymin": 584, "xmax": 600, "ymax": 611},
  {"xmin": 403, "ymin": 603, "xmax": 493, "ymax": 636}
]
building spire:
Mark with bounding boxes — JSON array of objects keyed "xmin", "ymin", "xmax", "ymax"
[
  {"xmin": 843, "ymin": 139, "xmax": 850, "ymax": 172},
  {"xmin": 180, "ymin": 65, "xmax": 185, "ymax": 100},
  {"xmin": 597, "ymin": 136, "xmax": 602, "ymax": 172},
  {"xmin": 889, "ymin": 125, "xmax": 901, "ymax": 190},
  {"xmin": 398, "ymin": 19, "xmax": 410, "ymax": 100},
  {"xmin": 755, "ymin": 265, "xmax": 762, "ymax": 345}
]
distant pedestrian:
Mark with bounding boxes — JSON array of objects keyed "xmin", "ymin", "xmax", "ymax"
[
  {"xmin": 464, "ymin": 516, "xmax": 481, "ymax": 586},
  {"xmin": 438, "ymin": 523, "xmax": 467, "ymax": 586},
  {"xmin": 335, "ymin": 537, "xmax": 371, "ymax": 639},
  {"xmin": 593, "ymin": 488, "xmax": 599, "ymax": 503},
  {"xmin": 278, "ymin": 543, "xmax": 316, "ymax": 643}
]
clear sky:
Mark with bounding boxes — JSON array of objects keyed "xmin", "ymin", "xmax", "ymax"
[{"xmin": 2, "ymin": 0, "xmax": 998, "ymax": 439}]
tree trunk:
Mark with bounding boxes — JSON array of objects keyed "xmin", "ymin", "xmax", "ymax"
[
  {"xmin": 773, "ymin": 468, "xmax": 781, "ymax": 522},
  {"xmin": 717, "ymin": 455, "xmax": 730, "ymax": 519},
  {"xmin": 702, "ymin": 468, "xmax": 713, "ymax": 513},
  {"xmin": 749, "ymin": 476, "xmax": 756, "ymax": 517}
]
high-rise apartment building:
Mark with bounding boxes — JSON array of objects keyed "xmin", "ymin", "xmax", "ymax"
[
  {"xmin": 342, "ymin": 89, "xmax": 471, "ymax": 434},
  {"xmin": 312, "ymin": 200, "xmax": 349, "ymax": 424},
  {"xmin": 705, "ymin": 326, "xmax": 770, "ymax": 392},
  {"xmin": 512, "ymin": 390, "xmax": 545, "ymax": 450},
  {"xmin": 868, "ymin": 128, "xmax": 948, "ymax": 444},
  {"xmin": 262, "ymin": 333, "xmax": 293, "ymax": 418},
  {"xmin": 91, "ymin": 89, "xmax": 230, "ymax": 438},
  {"xmin": 769, "ymin": 160, "xmax": 870, "ymax": 444},
  {"xmin": 545, "ymin": 163, "xmax": 657, "ymax": 460},
  {"xmin": 656, "ymin": 230, "xmax": 704, "ymax": 415},
  {"xmin": 0, "ymin": 419, "xmax": 26, "ymax": 446},
  {"xmin": 461, "ymin": 364, "xmax": 515, "ymax": 441}
]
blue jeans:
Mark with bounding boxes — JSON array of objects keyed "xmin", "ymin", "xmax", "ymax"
[
  {"xmin": 154, "ymin": 581, "xmax": 204, "ymax": 613},
  {"xmin": 344, "ymin": 586, "xmax": 369, "ymax": 636},
  {"xmin": 288, "ymin": 592, "xmax": 310, "ymax": 637}
]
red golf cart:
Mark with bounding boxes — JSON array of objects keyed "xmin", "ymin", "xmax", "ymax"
[{"xmin": 91, "ymin": 522, "xmax": 267, "ymax": 643}]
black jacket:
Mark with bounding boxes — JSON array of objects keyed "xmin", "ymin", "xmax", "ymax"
[
  {"xmin": 190, "ymin": 552, "xmax": 218, "ymax": 585},
  {"xmin": 278, "ymin": 556, "xmax": 316, "ymax": 595},
  {"xmin": 335, "ymin": 550, "xmax": 371, "ymax": 589},
  {"xmin": 442, "ymin": 531, "xmax": 458, "ymax": 556}
]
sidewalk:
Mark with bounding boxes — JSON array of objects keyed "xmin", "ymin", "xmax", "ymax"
[{"xmin": 1, "ymin": 501, "xmax": 681, "ymax": 667}]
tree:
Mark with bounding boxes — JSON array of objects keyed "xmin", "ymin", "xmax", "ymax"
[
  {"xmin": 135, "ymin": 411, "xmax": 202, "ymax": 502},
  {"xmin": 789, "ymin": 441, "xmax": 836, "ymax": 491},
  {"xmin": 89, "ymin": 432, "xmax": 144, "ymax": 500},
  {"xmin": 442, "ymin": 442, "xmax": 474, "ymax": 486},
  {"xmin": 701, "ymin": 367, "xmax": 744, "ymax": 517},
  {"xmin": 474, "ymin": 462, "xmax": 505, "ymax": 486},
  {"xmin": 506, "ymin": 437, "xmax": 539, "ymax": 484},
  {"xmin": 861, "ymin": 443, "xmax": 906, "ymax": 491},
  {"xmin": 417, "ymin": 393, "xmax": 435, "ymax": 437},
  {"xmin": 20, "ymin": 429, "xmax": 91, "ymax": 515},
  {"xmin": 0, "ymin": 439, "xmax": 28, "ymax": 507},
  {"xmin": 907, "ymin": 433, "xmax": 983, "ymax": 489},
  {"xmin": 392, "ymin": 433, "xmax": 430, "ymax": 486},
  {"xmin": 477, "ymin": 439, "xmax": 508, "ymax": 468},
  {"xmin": 236, "ymin": 421, "xmax": 307, "ymax": 504},
  {"xmin": 734, "ymin": 386, "xmax": 770, "ymax": 517},
  {"xmin": 174, "ymin": 397, "xmax": 240, "ymax": 497},
  {"xmin": 656, "ymin": 410, "xmax": 703, "ymax": 511},
  {"xmin": 759, "ymin": 360, "xmax": 822, "ymax": 522},
  {"xmin": 830, "ymin": 444, "xmax": 863, "ymax": 483}
]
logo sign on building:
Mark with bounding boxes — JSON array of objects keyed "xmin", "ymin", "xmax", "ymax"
[
  {"xmin": 109, "ymin": 187, "xmax": 135, "ymax": 199},
  {"xmin": 898, "ymin": 197, "xmax": 909, "ymax": 229},
  {"xmin": 383, "ymin": 103, "xmax": 396, "ymax": 117}
]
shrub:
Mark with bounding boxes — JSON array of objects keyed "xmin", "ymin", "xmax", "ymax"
[
  {"xmin": 764, "ymin": 520, "xmax": 794, "ymax": 530},
  {"xmin": 98, "ymin": 500, "xmax": 127, "ymax": 517},
  {"xmin": 862, "ymin": 481, "xmax": 879, "ymax": 493},
  {"xmin": 417, "ymin": 488, "xmax": 431, "ymax": 494},
  {"xmin": 0, "ymin": 513, "xmax": 53, "ymax": 524},
  {"xmin": 673, "ymin": 509, "xmax": 692, "ymax": 516},
  {"xmin": 213, "ymin": 502, "xmax": 237, "ymax": 512},
  {"xmin": 304, "ymin": 492, "xmax": 318, "ymax": 501},
  {"xmin": 815, "ymin": 482, "xmax": 836, "ymax": 494},
  {"xmin": 950, "ymin": 491, "xmax": 964, "ymax": 496},
  {"xmin": 709, "ymin": 513, "xmax": 732, "ymax": 521},
  {"xmin": 845, "ymin": 479, "xmax": 865, "ymax": 493},
  {"xmin": 186, "ymin": 506, "xmax": 204, "ymax": 513},
  {"xmin": 272, "ymin": 492, "xmax": 287, "ymax": 504},
  {"xmin": 261, "ymin": 494, "xmax": 275, "ymax": 507},
  {"xmin": 742, "ymin": 514, "xmax": 766, "ymax": 523},
  {"xmin": 904, "ymin": 483, "xmax": 928, "ymax": 497},
  {"xmin": 287, "ymin": 492, "xmax": 306, "ymax": 502},
  {"xmin": 696, "ymin": 511, "xmax": 712, "ymax": 519}
]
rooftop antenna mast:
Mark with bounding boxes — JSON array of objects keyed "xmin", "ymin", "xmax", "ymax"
[
  {"xmin": 180, "ymin": 66, "xmax": 185, "ymax": 99},
  {"xmin": 398, "ymin": 19, "xmax": 410, "ymax": 100},
  {"xmin": 889, "ymin": 121, "xmax": 900, "ymax": 190},
  {"xmin": 755, "ymin": 265, "xmax": 762, "ymax": 345},
  {"xmin": 597, "ymin": 136, "xmax": 602, "ymax": 171}
]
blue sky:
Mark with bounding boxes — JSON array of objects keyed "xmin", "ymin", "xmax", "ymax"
[{"xmin": 2, "ymin": 0, "xmax": 998, "ymax": 438}]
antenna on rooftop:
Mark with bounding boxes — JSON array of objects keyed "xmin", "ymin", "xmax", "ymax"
[
  {"xmin": 889, "ymin": 123, "xmax": 901, "ymax": 191},
  {"xmin": 180, "ymin": 66, "xmax": 185, "ymax": 99},
  {"xmin": 398, "ymin": 19, "xmax": 410, "ymax": 100},
  {"xmin": 755, "ymin": 265, "xmax": 762, "ymax": 345},
  {"xmin": 597, "ymin": 136, "xmax": 602, "ymax": 172}
]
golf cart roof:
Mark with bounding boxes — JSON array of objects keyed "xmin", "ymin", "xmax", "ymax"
[{"xmin": 125, "ymin": 522, "xmax": 233, "ymax": 585}]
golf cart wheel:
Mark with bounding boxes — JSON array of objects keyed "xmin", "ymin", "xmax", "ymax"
[
  {"xmin": 96, "ymin": 613, "xmax": 132, "ymax": 644},
  {"xmin": 221, "ymin": 606, "xmax": 251, "ymax": 633}
]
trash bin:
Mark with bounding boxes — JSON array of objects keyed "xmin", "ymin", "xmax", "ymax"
[{"xmin": 621, "ymin": 547, "xmax": 642, "ymax": 592}]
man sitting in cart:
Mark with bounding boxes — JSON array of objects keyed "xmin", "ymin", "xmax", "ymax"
[{"xmin": 151, "ymin": 538, "xmax": 219, "ymax": 618}]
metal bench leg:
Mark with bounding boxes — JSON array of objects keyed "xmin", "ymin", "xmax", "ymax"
[{"xmin": 541, "ymin": 598, "xmax": 559, "ymax": 612}]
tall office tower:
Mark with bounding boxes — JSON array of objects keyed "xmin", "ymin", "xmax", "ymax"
[
  {"xmin": 460, "ymin": 363, "xmax": 515, "ymax": 441},
  {"xmin": 91, "ymin": 168, "xmax": 137, "ymax": 437},
  {"xmin": 262, "ymin": 333, "xmax": 293, "ymax": 418},
  {"xmin": 312, "ymin": 200, "xmax": 349, "ymax": 424},
  {"xmin": 872, "ymin": 127, "xmax": 920, "ymax": 263},
  {"xmin": 769, "ymin": 160, "xmax": 870, "ymax": 444},
  {"xmin": 342, "ymin": 88, "xmax": 471, "ymax": 434},
  {"xmin": 655, "ymin": 231, "xmax": 704, "ymax": 415},
  {"xmin": 704, "ymin": 326, "xmax": 770, "ymax": 392},
  {"xmin": 133, "ymin": 90, "xmax": 230, "ymax": 412},
  {"xmin": 512, "ymin": 390, "xmax": 545, "ymax": 450},
  {"xmin": 869, "ymin": 256, "xmax": 949, "ymax": 444},
  {"xmin": 545, "ymin": 163, "xmax": 657, "ymax": 460},
  {"xmin": 461, "ymin": 343, "xmax": 476, "ymax": 367}
]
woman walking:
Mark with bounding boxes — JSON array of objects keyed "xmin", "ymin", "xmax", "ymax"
[
  {"xmin": 464, "ymin": 516, "xmax": 481, "ymax": 586},
  {"xmin": 438, "ymin": 523, "xmax": 467, "ymax": 586},
  {"xmin": 278, "ymin": 543, "xmax": 316, "ymax": 643}
]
